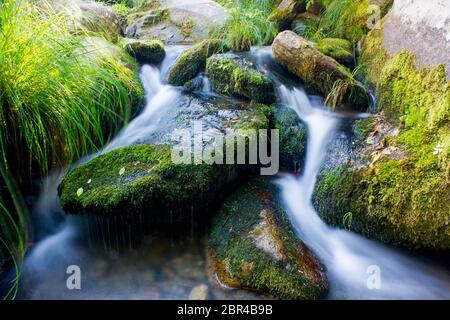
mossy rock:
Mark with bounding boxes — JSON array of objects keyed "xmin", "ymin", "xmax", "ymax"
[
  {"xmin": 273, "ymin": 104, "xmax": 307, "ymax": 172},
  {"xmin": 208, "ymin": 178, "xmax": 328, "ymax": 300},
  {"xmin": 124, "ymin": 39, "xmax": 166, "ymax": 64},
  {"xmin": 59, "ymin": 101, "xmax": 271, "ymax": 222},
  {"xmin": 272, "ymin": 31, "xmax": 371, "ymax": 111},
  {"xmin": 168, "ymin": 39, "xmax": 223, "ymax": 86},
  {"xmin": 205, "ymin": 54, "xmax": 275, "ymax": 104},
  {"xmin": 269, "ymin": 0, "xmax": 307, "ymax": 30},
  {"xmin": 313, "ymin": 52, "xmax": 450, "ymax": 250},
  {"xmin": 314, "ymin": 38, "xmax": 354, "ymax": 67},
  {"xmin": 59, "ymin": 145, "xmax": 240, "ymax": 221}
]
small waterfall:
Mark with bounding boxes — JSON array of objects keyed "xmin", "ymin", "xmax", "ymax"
[
  {"xmin": 201, "ymin": 75, "xmax": 211, "ymax": 93},
  {"xmin": 277, "ymin": 86, "xmax": 450, "ymax": 299}
]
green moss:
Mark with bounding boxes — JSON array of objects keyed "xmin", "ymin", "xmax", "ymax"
[
  {"xmin": 167, "ymin": 39, "xmax": 223, "ymax": 86},
  {"xmin": 314, "ymin": 50, "xmax": 450, "ymax": 250},
  {"xmin": 209, "ymin": 178, "xmax": 328, "ymax": 299},
  {"xmin": 59, "ymin": 145, "xmax": 239, "ymax": 221},
  {"xmin": 273, "ymin": 104, "xmax": 307, "ymax": 172},
  {"xmin": 314, "ymin": 38, "xmax": 353, "ymax": 66},
  {"xmin": 123, "ymin": 39, "xmax": 165, "ymax": 63},
  {"xmin": 205, "ymin": 55, "xmax": 275, "ymax": 103},
  {"xmin": 353, "ymin": 116, "xmax": 375, "ymax": 140}
]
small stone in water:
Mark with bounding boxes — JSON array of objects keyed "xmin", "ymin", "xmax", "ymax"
[{"xmin": 188, "ymin": 284, "xmax": 209, "ymax": 300}]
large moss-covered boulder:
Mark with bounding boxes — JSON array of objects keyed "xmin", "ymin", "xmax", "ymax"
[
  {"xmin": 208, "ymin": 178, "xmax": 328, "ymax": 300},
  {"xmin": 313, "ymin": 51, "xmax": 450, "ymax": 250},
  {"xmin": 59, "ymin": 99, "xmax": 271, "ymax": 222},
  {"xmin": 168, "ymin": 39, "xmax": 223, "ymax": 86},
  {"xmin": 273, "ymin": 104, "xmax": 307, "ymax": 173},
  {"xmin": 206, "ymin": 54, "xmax": 275, "ymax": 104},
  {"xmin": 269, "ymin": 0, "xmax": 306, "ymax": 30},
  {"xmin": 59, "ymin": 145, "xmax": 238, "ymax": 221},
  {"xmin": 124, "ymin": 39, "xmax": 165, "ymax": 64},
  {"xmin": 314, "ymin": 38, "xmax": 353, "ymax": 67},
  {"xmin": 125, "ymin": 0, "xmax": 229, "ymax": 44},
  {"xmin": 272, "ymin": 31, "xmax": 370, "ymax": 111}
]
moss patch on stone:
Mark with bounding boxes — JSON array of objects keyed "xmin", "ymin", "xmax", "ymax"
[
  {"xmin": 209, "ymin": 178, "xmax": 328, "ymax": 299},
  {"xmin": 168, "ymin": 39, "xmax": 223, "ymax": 86},
  {"xmin": 273, "ymin": 104, "xmax": 307, "ymax": 172},
  {"xmin": 59, "ymin": 144, "xmax": 239, "ymax": 220},
  {"xmin": 314, "ymin": 48, "xmax": 450, "ymax": 250},
  {"xmin": 206, "ymin": 54, "xmax": 275, "ymax": 104},
  {"xmin": 314, "ymin": 38, "xmax": 353, "ymax": 66},
  {"xmin": 124, "ymin": 38, "xmax": 165, "ymax": 63}
]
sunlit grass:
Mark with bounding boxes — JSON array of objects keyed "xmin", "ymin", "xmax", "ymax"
[
  {"xmin": 0, "ymin": 0, "xmax": 142, "ymax": 298},
  {"xmin": 214, "ymin": 0, "xmax": 279, "ymax": 51}
]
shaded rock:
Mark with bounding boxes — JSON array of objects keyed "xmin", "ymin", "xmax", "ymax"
[
  {"xmin": 124, "ymin": 39, "xmax": 166, "ymax": 64},
  {"xmin": 44, "ymin": 0, "xmax": 122, "ymax": 38},
  {"xmin": 273, "ymin": 104, "xmax": 307, "ymax": 173},
  {"xmin": 206, "ymin": 54, "xmax": 275, "ymax": 104},
  {"xmin": 291, "ymin": 12, "xmax": 320, "ymax": 37},
  {"xmin": 168, "ymin": 39, "xmax": 223, "ymax": 86},
  {"xmin": 314, "ymin": 38, "xmax": 354, "ymax": 67},
  {"xmin": 208, "ymin": 178, "xmax": 328, "ymax": 300},
  {"xmin": 269, "ymin": 0, "xmax": 307, "ymax": 30},
  {"xmin": 125, "ymin": 0, "xmax": 229, "ymax": 44},
  {"xmin": 272, "ymin": 31, "xmax": 370, "ymax": 111}
]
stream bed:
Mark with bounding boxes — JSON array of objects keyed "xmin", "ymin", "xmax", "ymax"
[{"xmin": 8, "ymin": 46, "xmax": 450, "ymax": 300}]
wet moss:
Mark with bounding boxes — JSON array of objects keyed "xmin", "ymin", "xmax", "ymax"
[
  {"xmin": 124, "ymin": 39, "xmax": 165, "ymax": 63},
  {"xmin": 168, "ymin": 39, "xmax": 223, "ymax": 86},
  {"xmin": 314, "ymin": 48, "xmax": 450, "ymax": 250},
  {"xmin": 205, "ymin": 55, "xmax": 275, "ymax": 104},
  {"xmin": 209, "ymin": 178, "xmax": 328, "ymax": 299},
  {"xmin": 59, "ymin": 145, "xmax": 239, "ymax": 221},
  {"xmin": 314, "ymin": 38, "xmax": 353, "ymax": 66},
  {"xmin": 273, "ymin": 104, "xmax": 307, "ymax": 172}
]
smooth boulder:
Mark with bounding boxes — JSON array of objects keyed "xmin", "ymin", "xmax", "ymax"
[
  {"xmin": 208, "ymin": 178, "xmax": 328, "ymax": 299},
  {"xmin": 125, "ymin": 0, "xmax": 229, "ymax": 44},
  {"xmin": 272, "ymin": 31, "xmax": 369, "ymax": 111}
]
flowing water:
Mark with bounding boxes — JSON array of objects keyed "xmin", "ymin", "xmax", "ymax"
[{"xmin": 6, "ymin": 46, "xmax": 449, "ymax": 300}]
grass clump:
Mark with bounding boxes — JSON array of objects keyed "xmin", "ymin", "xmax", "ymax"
[
  {"xmin": 213, "ymin": 0, "xmax": 279, "ymax": 51},
  {"xmin": 0, "ymin": 0, "xmax": 142, "ymax": 174},
  {"xmin": 0, "ymin": 0, "xmax": 142, "ymax": 297}
]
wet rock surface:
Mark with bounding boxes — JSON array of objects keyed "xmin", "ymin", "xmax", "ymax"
[
  {"xmin": 125, "ymin": 0, "xmax": 229, "ymax": 44},
  {"xmin": 208, "ymin": 178, "xmax": 328, "ymax": 300}
]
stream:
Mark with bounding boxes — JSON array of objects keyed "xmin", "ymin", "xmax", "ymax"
[{"xmin": 7, "ymin": 46, "xmax": 449, "ymax": 300}]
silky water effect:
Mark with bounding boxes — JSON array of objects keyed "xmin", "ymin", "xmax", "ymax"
[
  {"xmin": 11, "ymin": 46, "xmax": 450, "ymax": 300},
  {"xmin": 15, "ymin": 46, "xmax": 262, "ymax": 300},
  {"xmin": 277, "ymin": 86, "xmax": 450, "ymax": 299}
]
